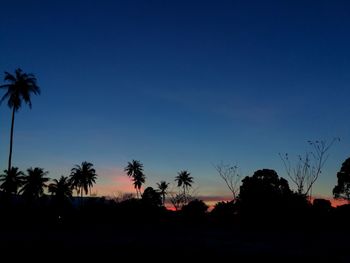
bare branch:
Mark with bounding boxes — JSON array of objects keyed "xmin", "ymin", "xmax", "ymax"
[
  {"xmin": 214, "ymin": 162, "xmax": 241, "ymax": 200},
  {"xmin": 281, "ymin": 138, "xmax": 339, "ymax": 198},
  {"xmin": 305, "ymin": 138, "xmax": 339, "ymax": 196}
]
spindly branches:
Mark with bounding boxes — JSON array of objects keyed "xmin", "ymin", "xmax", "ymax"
[{"xmin": 279, "ymin": 138, "xmax": 339, "ymax": 198}]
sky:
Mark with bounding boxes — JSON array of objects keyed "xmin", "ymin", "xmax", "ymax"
[{"xmin": 0, "ymin": 0, "xmax": 350, "ymax": 201}]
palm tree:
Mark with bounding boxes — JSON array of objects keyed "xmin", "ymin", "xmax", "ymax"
[
  {"xmin": 124, "ymin": 159, "xmax": 144, "ymax": 177},
  {"xmin": 175, "ymin": 170, "xmax": 193, "ymax": 198},
  {"xmin": 0, "ymin": 167, "xmax": 24, "ymax": 195},
  {"xmin": 69, "ymin": 161, "xmax": 97, "ymax": 200},
  {"xmin": 124, "ymin": 160, "xmax": 145, "ymax": 198},
  {"xmin": 157, "ymin": 181, "xmax": 169, "ymax": 205},
  {"xmin": 48, "ymin": 176, "xmax": 72, "ymax": 201},
  {"xmin": 20, "ymin": 167, "xmax": 49, "ymax": 201},
  {"xmin": 132, "ymin": 172, "xmax": 146, "ymax": 198},
  {"xmin": 0, "ymin": 69, "xmax": 40, "ymax": 171}
]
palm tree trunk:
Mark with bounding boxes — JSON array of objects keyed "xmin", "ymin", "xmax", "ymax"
[
  {"xmin": 162, "ymin": 193, "xmax": 165, "ymax": 206},
  {"xmin": 183, "ymin": 185, "xmax": 186, "ymax": 203},
  {"xmin": 8, "ymin": 107, "xmax": 15, "ymax": 171},
  {"xmin": 80, "ymin": 187, "xmax": 83, "ymax": 207}
]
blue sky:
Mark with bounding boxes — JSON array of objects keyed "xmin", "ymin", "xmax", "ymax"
[{"xmin": 0, "ymin": 1, "xmax": 349, "ymax": 198}]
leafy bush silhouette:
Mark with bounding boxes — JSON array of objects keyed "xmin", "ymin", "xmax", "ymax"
[
  {"xmin": 210, "ymin": 200, "xmax": 237, "ymax": 223},
  {"xmin": 182, "ymin": 199, "xmax": 208, "ymax": 221},
  {"xmin": 142, "ymin": 187, "xmax": 162, "ymax": 207},
  {"xmin": 238, "ymin": 169, "xmax": 294, "ymax": 226},
  {"xmin": 333, "ymin": 157, "xmax": 350, "ymax": 201}
]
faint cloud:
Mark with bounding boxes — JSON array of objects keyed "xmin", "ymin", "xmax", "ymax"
[{"xmin": 146, "ymin": 87, "xmax": 280, "ymax": 123}]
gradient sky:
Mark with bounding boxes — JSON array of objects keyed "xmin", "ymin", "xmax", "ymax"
[{"xmin": 1, "ymin": 1, "xmax": 350, "ymax": 200}]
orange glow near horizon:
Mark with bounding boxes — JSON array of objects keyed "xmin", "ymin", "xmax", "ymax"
[
  {"xmin": 329, "ymin": 198, "xmax": 349, "ymax": 207},
  {"xmin": 91, "ymin": 167, "xmax": 136, "ymax": 197},
  {"xmin": 91, "ymin": 166, "xmax": 349, "ymax": 209}
]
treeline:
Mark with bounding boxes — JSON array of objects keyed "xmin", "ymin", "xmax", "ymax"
[{"xmin": 1, "ymin": 161, "xmax": 350, "ymax": 232}]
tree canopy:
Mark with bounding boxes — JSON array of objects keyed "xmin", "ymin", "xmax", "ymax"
[{"xmin": 333, "ymin": 157, "xmax": 350, "ymax": 201}]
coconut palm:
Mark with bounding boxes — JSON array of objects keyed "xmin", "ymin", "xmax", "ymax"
[
  {"xmin": 48, "ymin": 176, "xmax": 72, "ymax": 200},
  {"xmin": 157, "ymin": 181, "xmax": 169, "ymax": 205},
  {"xmin": 0, "ymin": 69, "xmax": 40, "ymax": 171},
  {"xmin": 175, "ymin": 170, "xmax": 193, "ymax": 197},
  {"xmin": 0, "ymin": 167, "xmax": 24, "ymax": 194},
  {"xmin": 132, "ymin": 172, "xmax": 146, "ymax": 198},
  {"xmin": 20, "ymin": 167, "xmax": 49, "ymax": 200},
  {"xmin": 124, "ymin": 160, "xmax": 145, "ymax": 197},
  {"xmin": 69, "ymin": 161, "xmax": 97, "ymax": 199},
  {"xmin": 124, "ymin": 160, "xmax": 144, "ymax": 177}
]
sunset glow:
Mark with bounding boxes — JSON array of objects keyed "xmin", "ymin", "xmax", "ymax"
[{"xmin": 1, "ymin": 0, "xmax": 350, "ymax": 210}]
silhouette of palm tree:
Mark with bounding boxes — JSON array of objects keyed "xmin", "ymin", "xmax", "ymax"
[
  {"xmin": 69, "ymin": 161, "xmax": 97, "ymax": 201},
  {"xmin": 124, "ymin": 160, "xmax": 145, "ymax": 198},
  {"xmin": 175, "ymin": 170, "xmax": 193, "ymax": 198},
  {"xmin": 0, "ymin": 167, "xmax": 24, "ymax": 194},
  {"xmin": 20, "ymin": 167, "xmax": 49, "ymax": 201},
  {"xmin": 124, "ymin": 160, "xmax": 144, "ymax": 177},
  {"xmin": 48, "ymin": 176, "xmax": 72, "ymax": 200},
  {"xmin": 0, "ymin": 69, "xmax": 40, "ymax": 171},
  {"xmin": 157, "ymin": 181, "xmax": 169, "ymax": 205},
  {"xmin": 132, "ymin": 172, "xmax": 146, "ymax": 198}
]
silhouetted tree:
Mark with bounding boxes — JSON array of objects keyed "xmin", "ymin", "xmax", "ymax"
[
  {"xmin": 156, "ymin": 181, "xmax": 169, "ymax": 205},
  {"xmin": 132, "ymin": 172, "xmax": 146, "ymax": 198},
  {"xmin": 175, "ymin": 170, "xmax": 193, "ymax": 200},
  {"xmin": 124, "ymin": 160, "xmax": 144, "ymax": 177},
  {"xmin": 48, "ymin": 176, "xmax": 72, "ymax": 203},
  {"xmin": 0, "ymin": 68, "xmax": 40, "ymax": 171},
  {"xmin": 0, "ymin": 167, "xmax": 24, "ymax": 195},
  {"xmin": 169, "ymin": 192, "xmax": 186, "ymax": 211},
  {"xmin": 280, "ymin": 138, "xmax": 339, "ymax": 197},
  {"xmin": 70, "ymin": 161, "xmax": 97, "ymax": 201},
  {"xmin": 20, "ymin": 167, "xmax": 49, "ymax": 201},
  {"xmin": 333, "ymin": 157, "xmax": 350, "ymax": 202},
  {"xmin": 279, "ymin": 152, "xmax": 310, "ymax": 195},
  {"xmin": 211, "ymin": 201, "xmax": 236, "ymax": 220},
  {"xmin": 142, "ymin": 187, "xmax": 162, "ymax": 207},
  {"xmin": 238, "ymin": 169, "xmax": 292, "ymax": 219},
  {"xmin": 182, "ymin": 199, "xmax": 208, "ymax": 219},
  {"xmin": 214, "ymin": 162, "xmax": 241, "ymax": 200},
  {"xmin": 124, "ymin": 160, "xmax": 145, "ymax": 198}
]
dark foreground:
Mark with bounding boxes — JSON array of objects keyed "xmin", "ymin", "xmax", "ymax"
[{"xmin": 1, "ymin": 222, "xmax": 349, "ymax": 262}]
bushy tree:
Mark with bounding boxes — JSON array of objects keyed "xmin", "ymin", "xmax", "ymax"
[
  {"xmin": 333, "ymin": 157, "xmax": 350, "ymax": 202},
  {"xmin": 238, "ymin": 169, "xmax": 293, "ymax": 219},
  {"xmin": 182, "ymin": 199, "xmax": 208, "ymax": 219},
  {"xmin": 142, "ymin": 187, "xmax": 162, "ymax": 207}
]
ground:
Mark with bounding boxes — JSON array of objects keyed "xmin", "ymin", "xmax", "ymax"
[{"xmin": 0, "ymin": 223, "xmax": 349, "ymax": 262}]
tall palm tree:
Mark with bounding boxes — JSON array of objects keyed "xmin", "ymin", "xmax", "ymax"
[
  {"xmin": 175, "ymin": 170, "xmax": 193, "ymax": 198},
  {"xmin": 124, "ymin": 160, "xmax": 145, "ymax": 198},
  {"xmin": 20, "ymin": 167, "xmax": 49, "ymax": 201},
  {"xmin": 0, "ymin": 167, "xmax": 24, "ymax": 194},
  {"xmin": 48, "ymin": 176, "xmax": 72, "ymax": 201},
  {"xmin": 0, "ymin": 69, "xmax": 40, "ymax": 171},
  {"xmin": 132, "ymin": 172, "xmax": 146, "ymax": 198},
  {"xmin": 157, "ymin": 181, "xmax": 169, "ymax": 205},
  {"xmin": 124, "ymin": 160, "xmax": 144, "ymax": 177},
  {"xmin": 69, "ymin": 161, "xmax": 97, "ymax": 200}
]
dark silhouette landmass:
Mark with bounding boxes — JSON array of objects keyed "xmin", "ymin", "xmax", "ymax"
[{"xmin": 0, "ymin": 167, "xmax": 349, "ymax": 262}]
